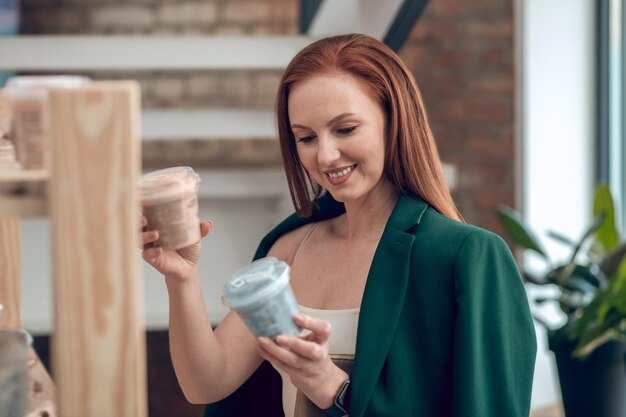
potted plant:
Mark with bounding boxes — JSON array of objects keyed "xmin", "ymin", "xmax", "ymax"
[{"xmin": 496, "ymin": 184, "xmax": 626, "ymax": 417}]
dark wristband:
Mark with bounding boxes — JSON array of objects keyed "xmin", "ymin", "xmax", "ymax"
[{"xmin": 323, "ymin": 377, "xmax": 350, "ymax": 417}]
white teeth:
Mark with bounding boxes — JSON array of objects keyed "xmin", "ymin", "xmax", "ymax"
[{"xmin": 327, "ymin": 165, "xmax": 355, "ymax": 179}]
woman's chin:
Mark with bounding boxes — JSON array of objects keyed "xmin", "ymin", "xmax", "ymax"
[{"xmin": 325, "ymin": 188, "xmax": 360, "ymax": 204}]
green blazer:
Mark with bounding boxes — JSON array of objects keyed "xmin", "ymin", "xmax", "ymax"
[{"xmin": 203, "ymin": 194, "xmax": 537, "ymax": 417}]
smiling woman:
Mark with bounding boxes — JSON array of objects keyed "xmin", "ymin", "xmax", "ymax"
[
  {"xmin": 140, "ymin": 33, "xmax": 537, "ymax": 417},
  {"xmin": 275, "ymin": 35, "xmax": 461, "ymax": 222},
  {"xmin": 289, "ymin": 74, "xmax": 389, "ymax": 205}
]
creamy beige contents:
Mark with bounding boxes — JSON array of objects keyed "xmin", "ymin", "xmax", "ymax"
[{"xmin": 140, "ymin": 167, "xmax": 201, "ymax": 250}]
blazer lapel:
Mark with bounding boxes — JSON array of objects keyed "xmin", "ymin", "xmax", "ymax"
[
  {"xmin": 251, "ymin": 193, "xmax": 430, "ymax": 417},
  {"xmin": 349, "ymin": 195, "xmax": 429, "ymax": 417}
]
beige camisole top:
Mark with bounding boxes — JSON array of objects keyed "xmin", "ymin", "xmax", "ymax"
[{"xmin": 273, "ymin": 223, "xmax": 360, "ymax": 417}]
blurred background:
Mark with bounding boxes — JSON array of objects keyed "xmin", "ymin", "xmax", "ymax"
[{"xmin": 1, "ymin": 0, "xmax": 623, "ymax": 415}]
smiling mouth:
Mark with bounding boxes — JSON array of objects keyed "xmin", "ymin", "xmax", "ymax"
[{"xmin": 325, "ymin": 164, "xmax": 357, "ymax": 179}]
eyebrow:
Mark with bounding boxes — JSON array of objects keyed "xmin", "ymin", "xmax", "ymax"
[{"xmin": 291, "ymin": 113, "xmax": 356, "ymax": 130}]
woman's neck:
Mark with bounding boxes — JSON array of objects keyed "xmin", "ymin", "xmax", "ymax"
[{"xmin": 331, "ymin": 180, "xmax": 399, "ymax": 243}]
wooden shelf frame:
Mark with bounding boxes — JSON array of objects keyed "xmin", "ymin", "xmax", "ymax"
[
  {"xmin": 0, "ymin": 169, "xmax": 49, "ymax": 218},
  {"xmin": 0, "ymin": 81, "xmax": 147, "ymax": 417}
]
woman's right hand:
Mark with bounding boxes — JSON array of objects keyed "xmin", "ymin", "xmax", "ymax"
[{"xmin": 140, "ymin": 216, "xmax": 213, "ymax": 281}]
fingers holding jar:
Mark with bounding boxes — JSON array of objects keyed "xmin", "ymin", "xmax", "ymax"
[
  {"xmin": 140, "ymin": 217, "xmax": 159, "ymax": 249},
  {"xmin": 256, "ymin": 315, "xmax": 347, "ymax": 410}
]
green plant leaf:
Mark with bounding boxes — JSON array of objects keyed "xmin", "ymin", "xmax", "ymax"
[
  {"xmin": 573, "ymin": 306, "xmax": 624, "ymax": 357},
  {"xmin": 613, "ymin": 254, "xmax": 626, "ymax": 292},
  {"xmin": 534, "ymin": 296, "xmax": 560, "ymax": 304},
  {"xmin": 599, "ymin": 242, "xmax": 626, "ymax": 278},
  {"xmin": 597, "ymin": 294, "xmax": 623, "ymax": 322},
  {"xmin": 572, "ymin": 248, "xmax": 626, "ymax": 357},
  {"xmin": 573, "ymin": 329, "xmax": 616, "ymax": 358},
  {"xmin": 588, "ymin": 241, "xmax": 605, "ymax": 262},
  {"xmin": 554, "ymin": 263, "xmax": 577, "ymax": 286},
  {"xmin": 573, "ymin": 291, "xmax": 605, "ymax": 338},
  {"xmin": 569, "ymin": 213, "xmax": 606, "ymax": 264},
  {"xmin": 496, "ymin": 207, "xmax": 548, "ymax": 259},
  {"xmin": 593, "ymin": 184, "xmax": 619, "ymax": 253},
  {"xmin": 546, "ymin": 231, "xmax": 576, "ymax": 247}
]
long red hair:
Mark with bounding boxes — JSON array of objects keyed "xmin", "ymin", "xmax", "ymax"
[{"xmin": 276, "ymin": 33, "xmax": 462, "ymax": 221}]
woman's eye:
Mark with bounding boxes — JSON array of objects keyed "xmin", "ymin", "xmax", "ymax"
[
  {"xmin": 297, "ymin": 135, "xmax": 315, "ymax": 143},
  {"xmin": 337, "ymin": 126, "xmax": 357, "ymax": 135}
]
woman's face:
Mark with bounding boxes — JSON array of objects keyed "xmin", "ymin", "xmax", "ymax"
[{"xmin": 288, "ymin": 73, "xmax": 389, "ymax": 205}]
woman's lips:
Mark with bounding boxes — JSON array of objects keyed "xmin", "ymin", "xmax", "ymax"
[{"xmin": 325, "ymin": 164, "xmax": 357, "ymax": 185}]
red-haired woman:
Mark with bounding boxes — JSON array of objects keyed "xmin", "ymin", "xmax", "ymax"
[{"xmin": 142, "ymin": 34, "xmax": 536, "ymax": 417}]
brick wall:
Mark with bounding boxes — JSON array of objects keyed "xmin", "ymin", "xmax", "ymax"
[
  {"xmin": 20, "ymin": 0, "xmax": 297, "ymax": 35},
  {"xmin": 18, "ymin": 0, "xmax": 516, "ymax": 233},
  {"xmin": 19, "ymin": 0, "xmax": 294, "ymax": 109},
  {"xmin": 400, "ymin": 0, "xmax": 515, "ymax": 234}
]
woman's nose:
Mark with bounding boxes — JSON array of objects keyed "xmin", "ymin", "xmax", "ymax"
[{"xmin": 316, "ymin": 138, "xmax": 341, "ymax": 166}]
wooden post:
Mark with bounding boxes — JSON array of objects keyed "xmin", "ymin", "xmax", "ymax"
[
  {"xmin": 48, "ymin": 81, "xmax": 146, "ymax": 417},
  {"xmin": 0, "ymin": 217, "xmax": 21, "ymax": 328}
]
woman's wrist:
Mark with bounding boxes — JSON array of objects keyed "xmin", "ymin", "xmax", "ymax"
[
  {"xmin": 310, "ymin": 366, "xmax": 349, "ymax": 410},
  {"xmin": 164, "ymin": 267, "xmax": 198, "ymax": 287}
]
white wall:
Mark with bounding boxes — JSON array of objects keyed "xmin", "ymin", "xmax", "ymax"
[
  {"xmin": 523, "ymin": 0, "xmax": 595, "ymax": 409},
  {"xmin": 20, "ymin": 168, "xmax": 293, "ymax": 333}
]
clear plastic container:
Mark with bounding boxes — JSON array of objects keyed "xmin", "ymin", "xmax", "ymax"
[
  {"xmin": 4, "ymin": 75, "xmax": 90, "ymax": 169},
  {"xmin": 222, "ymin": 257, "xmax": 301, "ymax": 340},
  {"xmin": 0, "ymin": 139, "xmax": 21, "ymax": 171},
  {"xmin": 139, "ymin": 166, "xmax": 201, "ymax": 250},
  {"xmin": 0, "ymin": 328, "xmax": 27, "ymax": 417}
]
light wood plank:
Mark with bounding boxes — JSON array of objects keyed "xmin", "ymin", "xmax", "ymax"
[
  {"xmin": 0, "ymin": 217, "xmax": 20, "ymax": 327},
  {"xmin": 49, "ymin": 81, "xmax": 146, "ymax": 417},
  {"xmin": 0, "ymin": 194, "xmax": 47, "ymax": 217},
  {"xmin": 0, "ymin": 169, "xmax": 48, "ymax": 183},
  {"xmin": 0, "ymin": 169, "xmax": 48, "ymax": 217}
]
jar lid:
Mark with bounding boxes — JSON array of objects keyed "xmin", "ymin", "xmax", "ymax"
[
  {"xmin": 139, "ymin": 166, "xmax": 200, "ymax": 205},
  {"xmin": 6, "ymin": 75, "xmax": 91, "ymax": 90},
  {"xmin": 222, "ymin": 257, "xmax": 291, "ymax": 311},
  {"xmin": 4, "ymin": 75, "xmax": 91, "ymax": 100}
]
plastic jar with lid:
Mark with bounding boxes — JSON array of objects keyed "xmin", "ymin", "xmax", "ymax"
[{"xmin": 139, "ymin": 166, "xmax": 202, "ymax": 250}]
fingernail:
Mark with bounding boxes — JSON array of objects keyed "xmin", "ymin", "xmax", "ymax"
[
  {"xmin": 276, "ymin": 335, "xmax": 286, "ymax": 344},
  {"xmin": 150, "ymin": 258, "xmax": 156, "ymax": 264}
]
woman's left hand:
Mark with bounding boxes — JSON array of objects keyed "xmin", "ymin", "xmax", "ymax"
[{"xmin": 257, "ymin": 313, "xmax": 349, "ymax": 409}]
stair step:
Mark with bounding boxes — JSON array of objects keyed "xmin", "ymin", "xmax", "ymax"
[
  {"xmin": 308, "ymin": 0, "xmax": 403, "ymax": 39},
  {"xmin": 0, "ymin": 35, "xmax": 317, "ymax": 71},
  {"xmin": 141, "ymin": 108, "xmax": 276, "ymax": 141}
]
